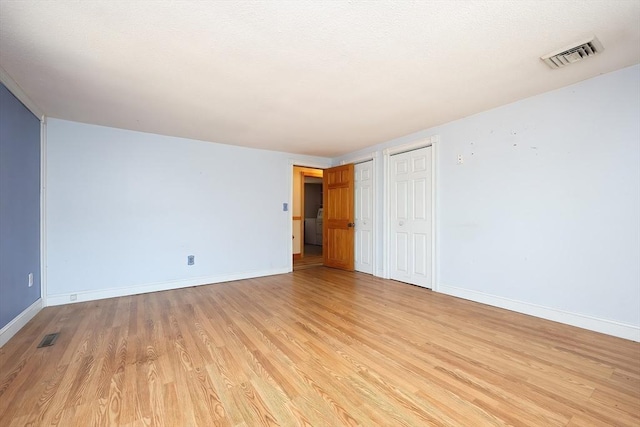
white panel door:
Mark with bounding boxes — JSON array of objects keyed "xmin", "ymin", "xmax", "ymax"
[
  {"xmin": 355, "ymin": 161, "xmax": 374, "ymax": 274},
  {"xmin": 389, "ymin": 147, "xmax": 432, "ymax": 288}
]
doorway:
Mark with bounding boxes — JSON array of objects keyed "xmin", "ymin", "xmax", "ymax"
[
  {"xmin": 290, "ymin": 160, "xmax": 377, "ymax": 273},
  {"xmin": 292, "ymin": 166, "xmax": 324, "ymax": 270}
]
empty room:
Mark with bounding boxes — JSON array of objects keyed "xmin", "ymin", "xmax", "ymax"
[{"xmin": 1, "ymin": 1, "xmax": 639, "ymax": 426}]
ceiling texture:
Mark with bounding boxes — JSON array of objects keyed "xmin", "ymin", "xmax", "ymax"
[{"xmin": 1, "ymin": 0, "xmax": 639, "ymax": 157}]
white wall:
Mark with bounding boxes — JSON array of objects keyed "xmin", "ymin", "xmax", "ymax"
[
  {"xmin": 44, "ymin": 65, "xmax": 640, "ymax": 340},
  {"xmin": 336, "ymin": 65, "xmax": 640, "ymax": 340},
  {"xmin": 45, "ymin": 119, "xmax": 330, "ymax": 304}
]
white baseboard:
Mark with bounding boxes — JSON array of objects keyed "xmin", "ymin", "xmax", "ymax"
[
  {"xmin": 0, "ymin": 298, "xmax": 43, "ymax": 347},
  {"xmin": 46, "ymin": 268, "xmax": 290, "ymax": 307},
  {"xmin": 438, "ymin": 284, "xmax": 640, "ymax": 342}
]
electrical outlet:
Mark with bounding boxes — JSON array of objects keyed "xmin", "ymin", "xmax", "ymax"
[
  {"xmin": 70, "ymin": 294, "xmax": 77, "ymax": 301},
  {"xmin": 188, "ymin": 255, "xmax": 195, "ymax": 265},
  {"xmin": 457, "ymin": 154, "xmax": 464, "ymax": 164},
  {"xmin": 28, "ymin": 273, "xmax": 33, "ymax": 287}
]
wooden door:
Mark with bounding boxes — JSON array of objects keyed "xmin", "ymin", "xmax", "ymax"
[
  {"xmin": 355, "ymin": 161, "xmax": 374, "ymax": 274},
  {"xmin": 389, "ymin": 147, "xmax": 432, "ymax": 288},
  {"xmin": 323, "ymin": 164, "xmax": 355, "ymax": 270}
]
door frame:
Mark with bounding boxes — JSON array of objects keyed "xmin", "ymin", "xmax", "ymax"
[
  {"xmin": 382, "ymin": 135, "xmax": 439, "ymax": 290},
  {"xmin": 288, "ymin": 159, "xmax": 331, "ymax": 272}
]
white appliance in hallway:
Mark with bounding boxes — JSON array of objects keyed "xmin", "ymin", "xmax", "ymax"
[
  {"xmin": 304, "ymin": 208, "xmax": 323, "ymax": 246},
  {"xmin": 316, "ymin": 207, "xmax": 323, "ymax": 245}
]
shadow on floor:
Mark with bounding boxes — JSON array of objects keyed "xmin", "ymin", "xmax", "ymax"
[{"xmin": 294, "ymin": 244, "xmax": 323, "ymax": 270}]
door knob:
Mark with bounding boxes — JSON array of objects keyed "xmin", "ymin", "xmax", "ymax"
[
  {"xmin": 348, "ymin": 222, "xmax": 355, "ymax": 228},
  {"xmin": 399, "ymin": 221, "xmax": 405, "ymax": 226}
]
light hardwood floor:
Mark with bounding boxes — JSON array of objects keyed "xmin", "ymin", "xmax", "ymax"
[
  {"xmin": 1, "ymin": 267, "xmax": 638, "ymax": 426},
  {"xmin": 294, "ymin": 245, "xmax": 323, "ymax": 270}
]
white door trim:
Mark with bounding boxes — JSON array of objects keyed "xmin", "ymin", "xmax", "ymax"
[
  {"xmin": 383, "ymin": 136, "xmax": 438, "ymax": 290},
  {"xmin": 340, "ymin": 151, "xmax": 377, "ymax": 166}
]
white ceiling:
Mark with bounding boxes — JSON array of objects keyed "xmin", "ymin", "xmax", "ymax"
[{"xmin": 1, "ymin": 1, "xmax": 638, "ymax": 157}]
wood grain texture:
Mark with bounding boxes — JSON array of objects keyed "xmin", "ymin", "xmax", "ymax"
[
  {"xmin": 323, "ymin": 164, "xmax": 355, "ymax": 271},
  {"xmin": 294, "ymin": 246, "xmax": 323, "ymax": 270},
  {"xmin": 1, "ymin": 268, "xmax": 639, "ymax": 426}
]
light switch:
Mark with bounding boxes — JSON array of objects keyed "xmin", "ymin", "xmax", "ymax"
[{"xmin": 283, "ymin": 203, "xmax": 288, "ymax": 212}]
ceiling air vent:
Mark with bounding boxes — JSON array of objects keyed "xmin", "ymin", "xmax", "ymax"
[{"xmin": 541, "ymin": 36, "xmax": 604, "ymax": 69}]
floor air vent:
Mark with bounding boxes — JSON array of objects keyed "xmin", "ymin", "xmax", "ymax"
[
  {"xmin": 37, "ymin": 333, "xmax": 60, "ymax": 348},
  {"xmin": 541, "ymin": 36, "xmax": 604, "ymax": 69}
]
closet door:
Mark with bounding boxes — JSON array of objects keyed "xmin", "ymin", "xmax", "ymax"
[
  {"xmin": 355, "ymin": 161, "xmax": 373, "ymax": 274},
  {"xmin": 389, "ymin": 147, "xmax": 432, "ymax": 288}
]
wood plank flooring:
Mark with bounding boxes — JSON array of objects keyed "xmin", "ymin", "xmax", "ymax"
[
  {"xmin": 294, "ymin": 245, "xmax": 323, "ymax": 270},
  {"xmin": 1, "ymin": 267, "xmax": 639, "ymax": 426}
]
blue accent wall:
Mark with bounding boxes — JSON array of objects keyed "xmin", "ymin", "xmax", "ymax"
[{"xmin": 0, "ymin": 83, "xmax": 41, "ymax": 330}]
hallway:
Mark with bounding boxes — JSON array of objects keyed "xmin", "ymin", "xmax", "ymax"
[{"xmin": 294, "ymin": 244, "xmax": 322, "ymax": 270}]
